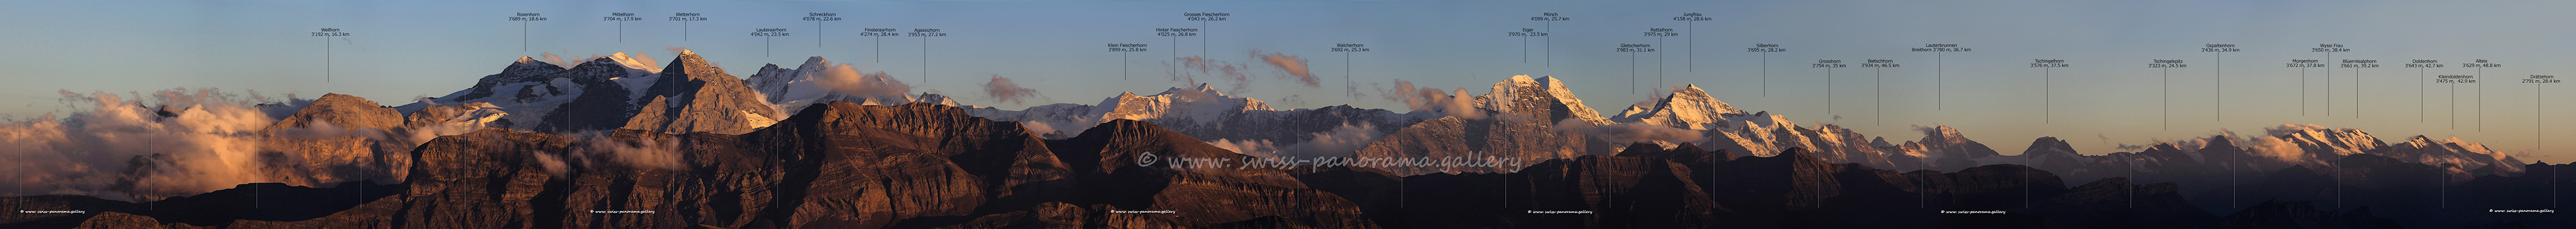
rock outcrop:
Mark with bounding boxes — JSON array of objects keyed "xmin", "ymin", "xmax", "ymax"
[
  {"xmin": 623, "ymin": 50, "xmax": 784, "ymax": 135},
  {"xmin": 257, "ymin": 93, "xmax": 408, "ymax": 187}
]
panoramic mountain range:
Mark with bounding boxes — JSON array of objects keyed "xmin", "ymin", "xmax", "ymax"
[{"xmin": 2, "ymin": 51, "xmax": 2566, "ymax": 228}]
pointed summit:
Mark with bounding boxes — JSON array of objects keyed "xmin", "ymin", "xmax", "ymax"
[
  {"xmin": 660, "ymin": 50, "xmax": 720, "ymax": 81},
  {"xmin": 420, "ymin": 56, "xmax": 574, "ymax": 104},
  {"xmin": 1926, "ymin": 125, "xmax": 1968, "ymax": 141},
  {"xmin": 503, "ymin": 56, "xmax": 565, "ymax": 73},
  {"xmin": 2021, "ymin": 136, "xmax": 2091, "ymax": 171},
  {"xmin": 800, "ymin": 56, "xmax": 829, "ymax": 67},
  {"xmin": 2025, "ymin": 136, "xmax": 2075, "ymax": 154},
  {"xmin": 2266, "ymin": 124, "xmax": 2385, "ymax": 157},
  {"xmin": 1482, "ymin": 75, "xmax": 1611, "ymax": 125},
  {"xmin": 1614, "ymin": 83, "xmax": 1748, "ymax": 130},
  {"xmin": 1918, "ymin": 125, "xmax": 1999, "ymax": 158},
  {"xmin": 627, "ymin": 50, "xmax": 785, "ymax": 135}
]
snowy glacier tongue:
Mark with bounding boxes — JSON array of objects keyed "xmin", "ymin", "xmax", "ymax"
[{"xmin": 401, "ymin": 53, "xmax": 2539, "ymax": 182}]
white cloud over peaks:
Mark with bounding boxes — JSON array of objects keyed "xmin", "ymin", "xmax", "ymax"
[
  {"xmin": 5, "ymin": 88, "xmax": 282, "ymax": 201},
  {"xmin": 1378, "ymin": 79, "xmax": 1482, "ymax": 119},
  {"xmin": 2, "ymin": 88, "xmax": 498, "ymax": 201},
  {"xmin": 1021, "ymin": 121, "xmax": 1061, "ymax": 138},
  {"xmin": 1587, "ymin": 122, "xmax": 1705, "ymax": 147},
  {"xmin": 1250, "ymin": 50, "xmax": 1319, "ymax": 87},
  {"xmin": 981, "ymin": 75, "xmax": 1041, "ymax": 105},
  {"xmin": 1550, "ymin": 118, "xmax": 1700, "ymax": 148},
  {"xmin": 1205, "ymin": 139, "xmax": 1280, "ymax": 159},
  {"xmin": 666, "ymin": 46, "xmax": 692, "ymax": 56},
  {"xmin": 578, "ymin": 51, "xmax": 663, "ymax": 73},
  {"xmin": 813, "ymin": 63, "xmax": 915, "ymax": 104},
  {"xmin": 1203, "ymin": 122, "xmax": 1388, "ymax": 159},
  {"xmin": 1279, "ymin": 122, "xmax": 1386, "ymax": 158},
  {"xmin": 2245, "ymin": 136, "xmax": 2310, "ymax": 163},
  {"xmin": 541, "ymin": 52, "xmax": 572, "ymax": 68},
  {"xmin": 628, "ymin": 51, "xmax": 661, "ymax": 71}
]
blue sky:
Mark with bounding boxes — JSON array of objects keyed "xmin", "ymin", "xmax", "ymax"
[{"xmin": 2, "ymin": 0, "xmax": 2572, "ymax": 160}]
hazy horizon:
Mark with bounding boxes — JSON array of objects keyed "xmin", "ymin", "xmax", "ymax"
[{"xmin": 2, "ymin": 0, "xmax": 2571, "ymax": 161}]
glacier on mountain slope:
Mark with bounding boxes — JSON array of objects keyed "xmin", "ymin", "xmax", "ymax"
[
  {"xmin": 961, "ymin": 83, "xmax": 1431, "ymax": 153},
  {"xmin": 1592, "ymin": 79, "xmax": 2525, "ymax": 181},
  {"xmin": 741, "ymin": 56, "xmax": 957, "ymax": 115},
  {"xmin": 386, "ymin": 53, "xmax": 2532, "ymax": 181},
  {"xmin": 397, "ymin": 54, "xmax": 658, "ymax": 131},
  {"xmin": 402, "ymin": 50, "xmax": 793, "ymax": 135}
]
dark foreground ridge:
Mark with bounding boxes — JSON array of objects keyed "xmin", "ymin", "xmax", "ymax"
[{"xmin": 5, "ymin": 101, "xmax": 2572, "ymax": 228}]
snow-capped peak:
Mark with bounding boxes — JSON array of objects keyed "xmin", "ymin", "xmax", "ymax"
[
  {"xmin": 1613, "ymin": 84, "xmax": 1749, "ymax": 130},
  {"xmin": 1663, "ymin": 84, "xmax": 1744, "ymax": 114},
  {"xmin": 798, "ymin": 56, "xmax": 829, "ymax": 69},
  {"xmin": 1192, "ymin": 83, "xmax": 1225, "ymax": 97},
  {"xmin": 1477, "ymin": 75, "xmax": 1610, "ymax": 125},
  {"xmin": 1082, "ymin": 83, "xmax": 1280, "ymax": 125},
  {"xmin": 2265, "ymin": 124, "xmax": 2384, "ymax": 157},
  {"xmin": 1925, "ymin": 125, "xmax": 1969, "ymax": 142},
  {"xmin": 2382, "ymin": 134, "xmax": 2525, "ymax": 173},
  {"xmin": 604, "ymin": 52, "xmax": 661, "ymax": 74},
  {"xmin": 915, "ymin": 93, "xmax": 961, "ymax": 107},
  {"xmin": 743, "ymin": 56, "xmax": 932, "ymax": 114},
  {"xmin": 506, "ymin": 56, "xmax": 561, "ymax": 71}
]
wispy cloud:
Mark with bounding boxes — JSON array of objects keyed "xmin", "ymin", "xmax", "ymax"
[
  {"xmin": 813, "ymin": 63, "xmax": 914, "ymax": 104},
  {"xmin": 540, "ymin": 52, "xmax": 571, "ymax": 68},
  {"xmin": 981, "ymin": 75, "xmax": 1041, "ymax": 105},
  {"xmin": 1251, "ymin": 50, "xmax": 1319, "ymax": 87}
]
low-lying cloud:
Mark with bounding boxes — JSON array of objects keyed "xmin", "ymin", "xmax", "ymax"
[
  {"xmin": 1378, "ymin": 79, "xmax": 1482, "ymax": 119},
  {"xmin": 1, "ymin": 88, "xmax": 513, "ymax": 201},
  {"xmin": 1549, "ymin": 118, "xmax": 1703, "ymax": 149},
  {"xmin": 568, "ymin": 132, "xmax": 686, "ymax": 171},
  {"xmin": 5, "ymin": 88, "xmax": 283, "ymax": 200},
  {"xmin": 1280, "ymin": 122, "xmax": 1386, "ymax": 158},
  {"xmin": 1204, "ymin": 122, "xmax": 1388, "ymax": 158},
  {"xmin": 1586, "ymin": 122, "xmax": 1705, "ymax": 146},
  {"xmin": 1205, "ymin": 139, "xmax": 1280, "ymax": 159}
]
